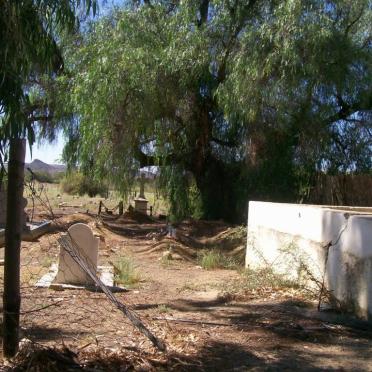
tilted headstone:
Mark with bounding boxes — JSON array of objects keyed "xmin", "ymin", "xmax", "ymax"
[{"xmin": 54, "ymin": 223, "xmax": 99, "ymax": 286}]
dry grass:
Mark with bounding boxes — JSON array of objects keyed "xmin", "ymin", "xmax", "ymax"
[
  {"xmin": 198, "ymin": 250, "xmax": 240, "ymax": 270},
  {"xmin": 242, "ymin": 266, "xmax": 301, "ymax": 290},
  {"xmin": 112, "ymin": 257, "xmax": 141, "ymax": 287},
  {"xmin": 24, "ymin": 182, "xmax": 169, "ymax": 216}
]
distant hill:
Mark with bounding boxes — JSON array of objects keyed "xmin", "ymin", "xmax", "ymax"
[{"xmin": 26, "ymin": 159, "xmax": 66, "ymax": 175}]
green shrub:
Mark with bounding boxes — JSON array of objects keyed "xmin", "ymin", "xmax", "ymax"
[
  {"xmin": 160, "ymin": 252, "xmax": 173, "ymax": 268},
  {"xmin": 198, "ymin": 250, "xmax": 239, "ymax": 270},
  {"xmin": 189, "ymin": 182, "xmax": 203, "ymax": 219},
  {"xmin": 60, "ymin": 172, "xmax": 84, "ymax": 194},
  {"xmin": 25, "ymin": 170, "xmax": 54, "ymax": 183},
  {"xmin": 52, "ymin": 172, "xmax": 65, "ymax": 183},
  {"xmin": 242, "ymin": 267, "xmax": 300, "ymax": 290},
  {"xmin": 61, "ymin": 172, "xmax": 108, "ymax": 197},
  {"xmin": 113, "ymin": 257, "xmax": 141, "ymax": 287}
]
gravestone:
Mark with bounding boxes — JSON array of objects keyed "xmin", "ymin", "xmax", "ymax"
[
  {"xmin": 139, "ymin": 174, "xmax": 145, "ymax": 198},
  {"xmin": 134, "ymin": 174, "xmax": 148, "ymax": 214},
  {"xmin": 54, "ymin": 223, "xmax": 99, "ymax": 286}
]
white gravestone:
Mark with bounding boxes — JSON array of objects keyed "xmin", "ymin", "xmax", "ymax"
[{"xmin": 54, "ymin": 223, "xmax": 99, "ymax": 286}]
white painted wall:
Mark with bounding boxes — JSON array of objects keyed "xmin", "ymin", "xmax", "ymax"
[{"xmin": 246, "ymin": 201, "xmax": 372, "ymax": 320}]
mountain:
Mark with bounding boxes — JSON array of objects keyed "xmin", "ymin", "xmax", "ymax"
[{"xmin": 25, "ymin": 159, "xmax": 66, "ymax": 174}]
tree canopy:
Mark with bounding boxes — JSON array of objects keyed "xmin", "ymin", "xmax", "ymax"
[
  {"xmin": 58, "ymin": 0, "xmax": 371, "ymax": 222},
  {"xmin": 0, "ymin": 0, "xmax": 97, "ymax": 151}
]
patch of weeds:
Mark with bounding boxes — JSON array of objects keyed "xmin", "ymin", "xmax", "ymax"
[
  {"xmin": 160, "ymin": 253, "xmax": 173, "ymax": 268},
  {"xmin": 242, "ymin": 266, "xmax": 300, "ymax": 290},
  {"xmin": 40, "ymin": 256, "xmax": 52, "ymax": 268},
  {"xmin": 198, "ymin": 250, "xmax": 221, "ymax": 269},
  {"xmin": 198, "ymin": 250, "xmax": 240, "ymax": 270},
  {"xmin": 157, "ymin": 304, "xmax": 171, "ymax": 314},
  {"xmin": 113, "ymin": 257, "xmax": 141, "ymax": 287},
  {"xmin": 227, "ymin": 226, "xmax": 247, "ymax": 241}
]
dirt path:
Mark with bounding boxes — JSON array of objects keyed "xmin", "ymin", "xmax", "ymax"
[
  {"xmin": 119, "ymin": 234, "xmax": 372, "ymax": 371},
  {"xmin": 3, "ymin": 213, "xmax": 372, "ymax": 371}
]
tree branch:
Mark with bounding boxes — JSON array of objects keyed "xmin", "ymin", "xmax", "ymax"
[
  {"xmin": 344, "ymin": 7, "xmax": 365, "ymax": 36},
  {"xmin": 197, "ymin": 0, "xmax": 210, "ymax": 27},
  {"xmin": 217, "ymin": 0, "xmax": 258, "ymax": 83},
  {"xmin": 211, "ymin": 136, "xmax": 237, "ymax": 147}
]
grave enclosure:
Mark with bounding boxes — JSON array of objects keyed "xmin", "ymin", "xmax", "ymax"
[
  {"xmin": 134, "ymin": 174, "xmax": 148, "ymax": 214},
  {"xmin": 37, "ymin": 222, "xmax": 116, "ymax": 289},
  {"xmin": 246, "ymin": 201, "xmax": 372, "ymax": 320},
  {"xmin": 0, "ymin": 189, "xmax": 51, "ymax": 246}
]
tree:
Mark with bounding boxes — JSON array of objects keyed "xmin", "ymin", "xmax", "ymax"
[
  {"xmin": 0, "ymin": 0, "xmax": 97, "ymax": 357},
  {"xmin": 59, "ymin": 0, "xmax": 371, "ymax": 222},
  {"xmin": 0, "ymin": 0, "xmax": 99, "ymax": 143}
]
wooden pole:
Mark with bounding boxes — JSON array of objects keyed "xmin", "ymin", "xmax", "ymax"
[
  {"xmin": 3, "ymin": 138, "xmax": 26, "ymax": 358},
  {"xmin": 118, "ymin": 201, "xmax": 123, "ymax": 215}
]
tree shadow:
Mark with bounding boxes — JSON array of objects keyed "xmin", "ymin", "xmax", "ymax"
[
  {"xmin": 0, "ymin": 318, "xmax": 87, "ymax": 344},
  {"xmin": 22, "ymin": 325, "xmax": 88, "ymax": 342},
  {"xmin": 102, "ymin": 221, "xmax": 164, "ymax": 239},
  {"xmin": 171, "ymin": 339, "xmax": 350, "ymax": 371}
]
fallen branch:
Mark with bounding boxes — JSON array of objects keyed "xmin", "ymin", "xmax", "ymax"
[
  {"xmin": 154, "ymin": 316, "xmax": 229, "ymax": 326},
  {"xmin": 153, "ymin": 316, "xmax": 254, "ymax": 327},
  {"xmin": 20, "ymin": 300, "xmax": 64, "ymax": 315}
]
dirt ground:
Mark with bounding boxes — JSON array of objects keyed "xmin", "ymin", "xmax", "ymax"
[{"xmin": 1, "ymin": 205, "xmax": 372, "ymax": 371}]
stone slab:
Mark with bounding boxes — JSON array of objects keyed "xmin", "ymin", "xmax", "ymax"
[{"xmin": 36, "ymin": 263, "xmax": 126, "ymax": 292}]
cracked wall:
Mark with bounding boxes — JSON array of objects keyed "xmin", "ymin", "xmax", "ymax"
[{"xmin": 246, "ymin": 201, "xmax": 372, "ymax": 320}]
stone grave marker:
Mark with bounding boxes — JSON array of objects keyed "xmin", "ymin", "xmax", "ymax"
[
  {"xmin": 134, "ymin": 174, "xmax": 148, "ymax": 214},
  {"xmin": 54, "ymin": 223, "xmax": 99, "ymax": 286},
  {"xmin": 139, "ymin": 173, "xmax": 145, "ymax": 198}
]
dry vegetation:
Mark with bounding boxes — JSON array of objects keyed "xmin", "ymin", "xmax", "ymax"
[{"xmin": 1, "ymin": 185, "xmax": 371, "ymax": 371}]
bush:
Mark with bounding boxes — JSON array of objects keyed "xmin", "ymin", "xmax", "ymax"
[
  {"xmin": 60, "ymin": 172, "xmax": 83, "ymax": 194},
  {"xmin": 113, "ymin": 257, "xmax": 141, "ymax": 287},
  {"xmin": 60, "ymin": 172, "xmax": 108, "ymax": 197},
  {"xmin": 242, "ymin": 267, "xmax": 300, "ymax": 290},
  {"xmin": 198, "ymin": 250, "xmax": 239, "ymax": 270},
  {"xmin": 25, "ymin": 170, "xmax": 55, "ymax": 183}
]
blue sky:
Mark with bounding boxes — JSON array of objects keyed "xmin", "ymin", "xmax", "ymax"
[
  {"xmin": 26, "ymin": 0, "xmax": 126, "ymax": 164},
  {"xmin": 26, "ymin": 132, "xmax": 65, "ymax": 164}
]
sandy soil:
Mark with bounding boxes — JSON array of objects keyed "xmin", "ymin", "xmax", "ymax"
[{"xmin": 1, "ymin": 209, "xmax": 371, "ymax": 371}]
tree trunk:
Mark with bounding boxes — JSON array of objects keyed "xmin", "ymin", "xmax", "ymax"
[{"xmin": 3, "ymin": 138, "xmax": 26, "ymax": 358}]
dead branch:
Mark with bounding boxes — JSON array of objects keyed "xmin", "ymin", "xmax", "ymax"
[{"xmin": 20, "ymin": 300, "xmax": 63, "ymax": 315}]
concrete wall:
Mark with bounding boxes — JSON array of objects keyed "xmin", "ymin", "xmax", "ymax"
[{"xmin": 246, "ymin": 201, "xmax": 372, "ymax": 320}]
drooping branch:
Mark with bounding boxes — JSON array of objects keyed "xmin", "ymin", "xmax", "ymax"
[
  {"xmin": 320, "ymin": 94, "xmax": 370, "ymax": 127},
  {"xmin": 211, "ymin": 136, "xmax": 237, "ymax": 147},
  {"xmin": 217, "ymin": 0, "xmax": 259, "ymax": 83},
  {"xmin": 197, "ymin": 0, "xmax": 210, "ymax": 27}
]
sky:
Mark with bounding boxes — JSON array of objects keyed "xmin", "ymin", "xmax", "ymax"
[
  {"xmin": 26, "ymin": 0, "xmax": 125, "ymax": 164},
  {"xmin": 25, "ymin": 132, "xmax": 65, "ymax": 164},
  {"xmin": 27, "ymin": 0, "xmax": 132, "ymax": 165}
]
